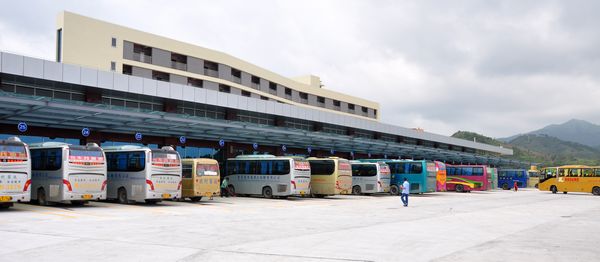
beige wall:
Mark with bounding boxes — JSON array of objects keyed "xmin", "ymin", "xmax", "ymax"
[{"xmin": 57, "ymin": 11, "xmax": 380, "ymax": 120}]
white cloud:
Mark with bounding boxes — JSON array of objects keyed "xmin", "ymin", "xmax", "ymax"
[{"xmin": 1, "ymin": 0, "xmax": 599, "ymax": 138}]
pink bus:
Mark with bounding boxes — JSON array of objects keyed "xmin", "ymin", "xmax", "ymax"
[{"xmin": 445, "ymin": 165, "xmax": 491, "ymax": 192}]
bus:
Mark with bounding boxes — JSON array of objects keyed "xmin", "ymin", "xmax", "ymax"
[
  {"xmin": 488, "ymin": 167, "xmax": 498, "ymax": 189},
  {"xmin": 498, "ymin": 169, "xmax": 528, "ymax": 190},
  {"xmin": 0, "ymin": 137, "xmax": 31, "ymax": 209},
  {"xmin": 307, "ymin": 157, "xmax": 352, "ymax": 197},
  {"xmin": 350, "ymin": 161, "xmax": 391, "ymax": 195},
  {"xmin": 435, "ymin": 161, "xmax": 447, "ymax": 192},
  {"xmin": 446, "ymin": 165, "xmax": 491, "ymax": 192},
  {"xmin": 539, "ymin": 165, "xmax": 600, "ymax": 195},
  {"xmin": 181, "ymin": 158, "xmax": 220, "ymax": 202},
  {"xmin": 105, "ymin": 145, "xmax": 182, "ymax": 204},
  {"xmin": 30, "ymin": 142, "xmax": 106, "ymax": 205},
  {"xmin": 362, "ymin": 160, "xmax": 436, "ymax": 195},
  {"xmin": 527, "ymin": 166, "xmax": 540, "ymax": 188},
  {"xmin": 225, "ymin": 155, "xmax": 311, "ymax": 198}
]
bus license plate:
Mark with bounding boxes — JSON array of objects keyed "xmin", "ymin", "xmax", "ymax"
[
  {"xmin": 82, "ymin": 194, "xmax": 93, "ymax": 200},
  {"xmin": 162, "ymin": 193, "xmax": 171, "ymax": 198},
  {"xmin": 0, "ymin": 196, "xmax": 13, "ymax": 202}
]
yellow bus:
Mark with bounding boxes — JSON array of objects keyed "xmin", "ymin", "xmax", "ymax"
[
  {"xmin": 538, "ymin": 165, "xmax": 600, "ymax": 195},
  {"xmin": 307, "ymin": 157, "xmax": 352, "ymax": 197},
  {"xmin": 181, "ymin": 158, "xmax": 220, "ymax": 201},
  {"xmin": 527, "ymin": 165, "xmax": 540, "ymax": 188}
]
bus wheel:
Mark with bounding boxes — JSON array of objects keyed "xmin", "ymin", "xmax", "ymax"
[
  {"xmin": 502, "ymin": 183, "xmax": 508, "ymax": 190},
  {"xmin": 117, "ymin": 187, "xmax": 128, "ymax": 204},
  {"xmin": 190, "ymin": 197, "xmax": 202, "ymax": 202},
  {"xmin": 551, "ymin": 186, "xmax": 557, "ymax": 194},
  {"xmin": 262, "ymin": 186, "xmax": 273, "ymax": 198},
  {"xmin": 592, "ymin": 187, "xmax": 600, "ymax": 196},
  {"xmin": 455, "ymin": 184, "xmax": 464, "ymax": 193},
  {"xmin": 390, "ymin": 185, "xmax": 399, "ymax": 195},
  {"xmin": 352, "ymin": 186, "xmax": 361, "ymax": 195},
  {"xmin": 37, "ymin": 188, "xmax": 48, "ymax": 206}
]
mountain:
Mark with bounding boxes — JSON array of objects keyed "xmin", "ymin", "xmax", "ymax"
[
  {"xmin": 451, "ymin": 131, "xmax": 600, "ymax": 166},
  {"xmin": 502, "ymin": 119, "xmax": 600, "ymax": 147}
]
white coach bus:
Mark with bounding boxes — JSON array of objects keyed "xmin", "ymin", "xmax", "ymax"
[
  {"xmin": 0, "ymin": 137, "xmax": 31, "ymax": 209},
  {"xmin": 104, "ymin": 145, "xmax": 182, "ymax": 204},
  {"xmin": 30, "ymin": 142, "xmax": 107, "ymax": 205},
  {"xmin": 350, "ymin": 161, "xmax": 391, "ymax": 195},
  {"xmin": 225, "ymin": 155, "xmax": 311, "ymax": 198}
]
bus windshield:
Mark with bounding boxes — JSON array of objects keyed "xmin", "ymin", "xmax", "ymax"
[
  {"xmin": 352, "ymin": 164, "xmax": 377, "ymax": 177},
  {"xmin": 309, "ymin": 160, "xmax": 335, "ymax": 175},
  {"xmin": 151, "ymin": 150, "xmax": 180, "ymax": 166},
  {"xmin": 197, "ymin": 164, "xmax": 218, "ymax": 176},
  {"xmin": 0, "ymin": 144, "xmax": 27, "ymax": 160}
]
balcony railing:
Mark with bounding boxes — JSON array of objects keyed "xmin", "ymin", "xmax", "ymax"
[
  {"xmin": 232, "ymin": 76, "xmax": 241, "ymax": 84},
  {"xmin": 132, "ymin": 52, "xmax": 152, "ymax": 64},
  {"xmin": 251, "ymin": 83, "xmax": 260, "ymax": 89},
  {"xmin": 204, "ymin": 69, "xmax": 218, "ymax": 77},
  {"xmin": 171, "ymin": 61, "xmax": 187, "ymax": 71}
]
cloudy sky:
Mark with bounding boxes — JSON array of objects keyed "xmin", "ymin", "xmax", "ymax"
[{"xmin": 1, "ymin": 0, "xmax": 599, "ymax": 138}]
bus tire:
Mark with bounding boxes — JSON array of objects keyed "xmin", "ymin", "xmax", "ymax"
[
  {"xmin": 190, "ymin": 197, "xmax": 202, "ymax": 202},
  {"xmin": 352, "ymin": 185, "xmax": 361, "ymax": 195},
  {"xmin": 390, "ymin": 185, "xmax": 400, "ymax": 195},
  {"xmin": 117, "ymin": 187, "xmax": 128, "ymax": 204},
  {"xmin": 262, "ymin": 186, "xmax": 273, "ymax": 198},
  {"xmin": 455, "ymin": 184, "xmax": 464, "ymax": 193},
  {"xmin": 37, "ymin": 188, "xmax": 48, "ymax": 206},
  {"xmin": 227, "ymin": 185, "xmax": 236, "ymax": 197},
  {"xmin": 592, "ymin": 187, "xmax": 600, "ymax": 196},
  {"xmin": 502, "ymin": 183, "xmax": 509, "ymax": 190},
  {"xmin": 551, "ymin": 186, "xmax": 557, "ymax": 194}
]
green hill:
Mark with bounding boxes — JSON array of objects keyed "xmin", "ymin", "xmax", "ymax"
[{"xmin": 451, "ymin": 131, "xmax": 600, "ymax": 166}]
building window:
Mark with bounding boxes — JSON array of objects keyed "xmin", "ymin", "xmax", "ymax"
[
  {"xmin": 333, "ymin": 100, "xmax": 341, "ymax": 107},
  {"xmin": 133, "ymin": 43, "xmax": 152, "ymax": 63},
  {"xmin": 317, "ymin": 96, "xmax": 325, "ymax": 104},
  {"xmin": 374, "ymin": 109, "xmax": 377, "ymax": 117},
  {"xmin": 362, "ymin": 106, "xmax": 368, "ymax": 113},
  {"xmin": 171, "ymin": 53, "xmax": 187, "ymax": 71},
  {"xmin": 348, "ymin": 103, "xmax": 355, "ymax": 110},
  {"xmin": 122, "ymin": 64, "xmax": 132, "ymax": 75},
  {"xmin": 204, "ymin": 61, "xmax": 219, "ymax": 77},
  {"xmin": 260, "ymin": 96, "xmax": 269, "ymax": 101},
  {"xmin": 110, "ymin": 62, "xmax": 116, "ymax": 71},
  {"xmin": 111, "ymin": 37, "xmax": 117, "ymax": 47},
  {"xmin": 251, "ymin": 76, "xmax": 260, "ymax": 84},
  {"xmin": 152, "ymin": 70, "xmax": 170, "ymax": 82},
  {"xmin": 56, "ymin": 29, "xmax": 62, "ymax": 62},
  {"xmin": 231, "ymin": 68, "xmax": 242, "ymax": 84},
  {"xmin": 241, "ymin": 90, "xmax": 251, "ymax": 97},
  {"xmin": 219, "ymin": 84, "xmax": 230, "ymax": 93},
  {"xmin": 188, "ymin": 78, "xmax": 203, "ymax": 88},
  {"xmin": 269, "ymin": 82, "xmax": 277, "ymax": 91},
  {"xmin": 285, "ymin": 88, "xmax": 292, "ymax": 96}
]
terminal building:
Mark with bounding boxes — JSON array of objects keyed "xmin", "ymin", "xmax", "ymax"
[{"xmin": 0, "ymin": 11, "xmax": 521, "ymax": 167}]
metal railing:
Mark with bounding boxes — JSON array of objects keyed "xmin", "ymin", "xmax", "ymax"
[
  {"xmin": 204, "ymin": 69, "xmax": 218, "ymax": 77},
  {"xmin": 171, "ymin": 61, "xmax": 187, "ymax": 71},
  {"xmin": 232, "ymin": 76, "xmax": 241, "ymax": 84}
]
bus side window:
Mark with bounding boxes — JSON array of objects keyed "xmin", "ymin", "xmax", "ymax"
[{"xmin": 409, "ymin": 163, "xmax": 422, "ymax": 174}]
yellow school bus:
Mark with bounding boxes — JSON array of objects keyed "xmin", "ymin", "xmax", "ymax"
[
  {"xmin": 181, "ymin": 158, "xmax": 220, "ymax": 201},
  {"xmin": 527, "ymin": 165, "xmax": 540, "ymax": 188},
  {"xmin": 539, "ymin": 165, "xmax": 600, "ymax": 195},
  {"xmin": 307, "ymin": 157, "xmax": 353, "ymax": 197}
]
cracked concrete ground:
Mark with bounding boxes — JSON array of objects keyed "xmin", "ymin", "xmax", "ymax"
[{"xmin": 0, "ymin": 188, "xmax": 598, "ymax": 261}]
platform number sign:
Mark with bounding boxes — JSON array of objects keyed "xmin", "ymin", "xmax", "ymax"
[
  {"xmin": 179, "ymin": 136, "xmax": 186, "ymax": 144},
  {"xmin": 281, "ymin": 145, "xmax": 287, "ymax": 152},
  {"xmin": 368, "ymin": 153, "xmax": 372, "ymax": 158},
  {"xmin": 218, "ymin": 139, "xmax": 225, "ymax": 147},
  {"xmin": 81, "ymin": 127, "xmax": 90, "ymax": 137},
  {"xmin": 350, "ymin": 151, "xmax": 354, "ymax": 157},
  {"xmin": 330, "ymin": 149, "xmax": 335, "ymax": 155},
  {"xmin": 384, "ymin": 154, "xmax": 388, "ymax": 159},
  {"xmin": 135, "ymin": 132, "xmax": 143, "ymax": 141},
  {"xmin": 307, "ymin": 146, "xmax": 312, "ymax": 154},
  {"xmin": 253, "ymin": 143, "xmax": 259, "ymax": 150},
  {"xmin": 17, "ymin": 122, "xmax": 27, "ymax": 133}
]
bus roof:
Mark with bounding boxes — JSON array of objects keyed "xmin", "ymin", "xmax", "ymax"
[
  {"xmin": 102, "ymin": 145, "xmax": 149, "ymax": 151},
  {"xmin": 229, "ymin": 155, "xmax": 300, "ymax": 160},
  {"xmin": 557, "ymin": 165, "xmax": 592, "ymax": 169},
  {"xmin": 0, "ymin": 137, "xmax": 26, "ymax": 146},
  {"xmin": 181, "ymin": 158, "xmax": 219, "ymax": 164},
  {"xmin": 29, "ymin": 142, "xmax": 70, "ymax": 149},
  {"xmin": 306, "ymin": 157, "xmax": 348, "ymax": 161}
]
